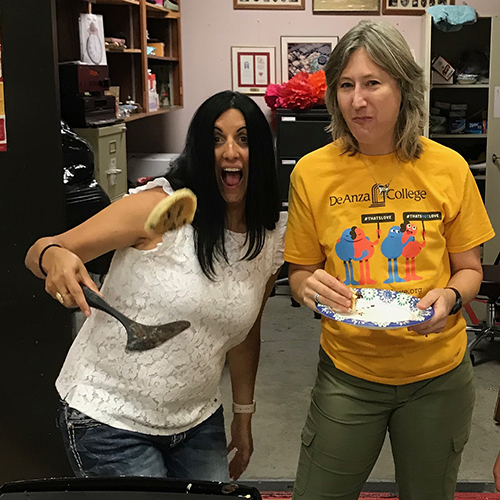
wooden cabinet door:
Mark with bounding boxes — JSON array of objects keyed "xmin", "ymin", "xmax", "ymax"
[{"xmin": 484, "ymin": 15, "xmax": 500, "ymax": 264}]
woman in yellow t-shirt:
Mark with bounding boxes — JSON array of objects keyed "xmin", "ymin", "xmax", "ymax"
[{"xmin": 285, "ymin": 20, "xmax": 494, "ymax": 500}]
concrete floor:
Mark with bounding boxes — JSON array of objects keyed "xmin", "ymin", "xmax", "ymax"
[
  {"xmin": 219, "ymin": 286, "xmax": 500, "ymax": 488},
  {"xmin": 73, "ymin": 281, "xmax": 500, "ymax": 489}
]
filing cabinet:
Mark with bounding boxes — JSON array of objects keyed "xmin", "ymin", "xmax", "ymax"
[
  {"xmin": 276, "ymin": 108, "xmax": 332, "ymax": 208},
  {"xmin": 74, "ymin": 123, "xmax": 127, "ymax": 202}
]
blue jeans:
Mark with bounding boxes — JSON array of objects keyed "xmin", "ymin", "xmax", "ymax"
[{"xmin": 58, "ymin": 402, "xmax": 230, "ymax": 481}]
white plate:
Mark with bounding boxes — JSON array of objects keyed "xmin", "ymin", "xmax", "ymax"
[{"xmin": 316, "ymin": 288, "xmax": 434, "ymax": 330}]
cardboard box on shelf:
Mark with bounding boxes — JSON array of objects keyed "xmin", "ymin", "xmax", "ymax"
[
  {"xmin": 449, "ymin": 117, "xmax": 466, "ymax": 134},
  {"xmin": 429, "ymin": 115, "xmax": 447, "ymax": 134},
  {"xmin": 431, "ymin": 70, "xmax": 450, "ymax": 85},
  {"xmin": 467, "ymin": 121, "xmax": 483, "ymax": 134},
  {"xmin": 434, "ymin": 101, "xmax": 451, "ymax": 112},
  {"xmin": 431, "ymin": 55, "xmax": 455, "ymax": 81},
  {"xmin": 105, "ymin": 86, "xmax": 120, "ymax": 116},
  {"xmin": 147, "ymin": 42, "xmax": 165, "ymax": 57}
]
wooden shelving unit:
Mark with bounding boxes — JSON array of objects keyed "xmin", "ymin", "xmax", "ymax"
[
  {"xmin": 124, "ymin": 104, "xmax": 181, "ymax": 122},
  {"xmin": 55, "ymin": 0, "xmax": 183, "ymax": 119},
  {"xmin": 145, "ymin": 2, "xmax": 180, "ymax": 17},
  {"xmin": 142, "ymin": 0, "xmax": 183, "ymax": 111},
  {"xmin": 148, "ymin": 54, "xmax": 178, "ymax": 62},
  {"xmin": 107, "ymin": 48, "xmax": 142, "ymax": 54}
]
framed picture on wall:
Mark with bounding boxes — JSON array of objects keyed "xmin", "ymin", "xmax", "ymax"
[
  {"xmin": 313, "ymin": 0, "xmax": 380, "ymax": 14},
  {"xmin": 281, "ymin": 36, "xmax": 338, "ymax": 82},
  {"xmin": 234, "ymin": 0, "xmax": 305, "ymax": 10},
  {"xmin": 231, "ymin": 46, "xmax": 276, "ymax": 95},
  {"xmin": 382, "ymin": 0, "xmax": 454, "ymax": 16}
]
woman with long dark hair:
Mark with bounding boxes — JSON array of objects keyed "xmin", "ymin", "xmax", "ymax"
[
  {"xmin": 168, "ymin": 91, "xmax": 282, "ymax": 278},
  {"xmin": 25, "ymin": 90, "xmax": 285, "ymax": 481}
]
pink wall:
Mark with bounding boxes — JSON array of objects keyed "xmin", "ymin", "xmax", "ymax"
[
  {"xmin": 127, "ymin": 0, "xmax": 499, "ymax": 154},
  {"xmin": 458, "ymin": 0, "xmax": 500, "ymax": 14}
]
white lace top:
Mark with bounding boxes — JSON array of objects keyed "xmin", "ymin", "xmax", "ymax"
[{"xmin": 56, "ymin": 178, "xmax": 287, "ymax": 435}]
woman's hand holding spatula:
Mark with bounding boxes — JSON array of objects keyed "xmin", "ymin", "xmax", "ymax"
[{"xmin": 29, "ymin": 239, "xmax": 102, "ymax": 318}]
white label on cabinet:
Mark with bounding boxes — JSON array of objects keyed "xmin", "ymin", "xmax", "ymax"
[{"xmin": 495, "ymin": 86, "xmax": 500, "ymax": 119}]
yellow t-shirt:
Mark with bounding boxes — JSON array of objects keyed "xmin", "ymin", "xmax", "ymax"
[{"xmin": 285, "ymin": 137, "xmax": 495, "ymax": 385}]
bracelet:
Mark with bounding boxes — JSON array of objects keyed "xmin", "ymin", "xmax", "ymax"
[
  {"xmin": 232, "ymin": 401, "xmax": 256, "ymax": 414},
  {"xmin": 38, "ymin": 244, "xmax": 62, "ymax": 277}
]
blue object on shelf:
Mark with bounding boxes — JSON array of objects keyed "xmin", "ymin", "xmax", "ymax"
[{"xmin": 427, "ymin": 5, "xmax": 477, "ymax": 32}]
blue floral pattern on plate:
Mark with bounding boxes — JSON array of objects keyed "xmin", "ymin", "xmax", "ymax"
[{"xmin": 316, "ymin": 288, "xmax": 434, "ymax": 330}]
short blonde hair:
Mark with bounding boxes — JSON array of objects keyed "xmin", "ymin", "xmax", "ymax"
[{"xmin": 324, "ymin": 20, "xmax": 427, "ymax": 162}]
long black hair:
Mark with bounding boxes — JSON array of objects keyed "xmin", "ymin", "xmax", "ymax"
[{"xmin": 166, "ymin": 90, "xmax": 280, "ymax": 279}]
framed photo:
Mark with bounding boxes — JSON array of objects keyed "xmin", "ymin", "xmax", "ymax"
[
  {"xmin": 231, "ymin": 46, "xmax": 276, "ymax": 95},
  {"xmin": 281, "ymin": 36, "xmax": 338, "ymax": 82},
  {"xmin": 382, "ymin": 0, "xmax": 454, "ymax": 16},
  {"xmin": 313, "ymin": 0, "xmax": 380, "ymax": 14},
  {"xmin": 234, "ymin": 0, "xmax": 305, "ymax": 10}
]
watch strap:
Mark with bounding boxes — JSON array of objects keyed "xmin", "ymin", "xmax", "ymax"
[
  {"xmin": 232, "ymin": 401, "xmax": 256, "ymax": 414},
  {"xmin": 444, "ymin": 287, "xmax": 462, "ymax": 315}
]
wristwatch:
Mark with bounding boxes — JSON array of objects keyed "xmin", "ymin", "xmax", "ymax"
[{"xmin": 445, "ymin": 287, "xmax": 462, "ymax": 315}]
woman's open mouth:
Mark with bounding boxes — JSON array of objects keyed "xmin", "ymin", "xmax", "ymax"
[{"xmin": 221, "ymin": 168, "xmax": 243, "ymax": 188}]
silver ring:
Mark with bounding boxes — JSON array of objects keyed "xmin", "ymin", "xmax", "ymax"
[
  {"xmin": 56, "ymin": 292, "xmax": 65, "ymax": 305},
  {"xmin": 314, "ymin": 293, "xmax": 320, "ymax": 307}
]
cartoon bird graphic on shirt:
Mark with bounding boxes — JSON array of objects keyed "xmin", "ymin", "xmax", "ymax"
[
  {"xmin": 352, "ymin": 226, "xmax": 380, "ymax": 285},
  {"xmin": 381, "ymin": 225, "xmax": 414, "ymax": 284},
  {"xmin": 335, "ymin": 227, "xmax": 368, "ymax": 286},
  {"xmin": 401, "ymin": 222, "xmax": 427, "ymax": 281}
]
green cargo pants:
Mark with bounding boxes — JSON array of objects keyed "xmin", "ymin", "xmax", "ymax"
[{"xmin": 293, "ymin": 348, "xmax": 475, "ymax": 500}]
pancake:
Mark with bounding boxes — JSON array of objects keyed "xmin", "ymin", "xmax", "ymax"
[
  {"xmin": 350, "ymin": 289, "xmax": 362, "ymax": 312},
  {"xmin": 145, "ymin": 188, "xmax": 197, "ymax": 235}
]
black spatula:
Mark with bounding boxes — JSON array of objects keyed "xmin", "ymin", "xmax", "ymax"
[{"xmin": 82, "ymin": 286, "xmax": 190, "ymax": 352}]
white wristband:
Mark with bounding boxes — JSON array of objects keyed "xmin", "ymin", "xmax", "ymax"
[{"xmin": 232, "ymin": 401, "xmax": 256, "ymax": 414}]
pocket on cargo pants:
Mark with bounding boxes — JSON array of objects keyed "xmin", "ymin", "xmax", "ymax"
[{"xmin": 293, "ymin": 423, "xmax": 316, "ymax": 497}]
